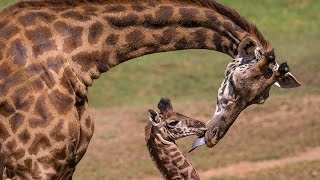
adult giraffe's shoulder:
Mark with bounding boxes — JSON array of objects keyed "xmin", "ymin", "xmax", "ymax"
[{"xmin": 0, "ymin": 0, "xmax": 300, "ymax": 179}]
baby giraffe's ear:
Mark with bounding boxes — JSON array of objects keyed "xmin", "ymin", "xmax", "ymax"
[{"xmin": 148, "ymin": 109, "xmax": 160, "ymax": 126}]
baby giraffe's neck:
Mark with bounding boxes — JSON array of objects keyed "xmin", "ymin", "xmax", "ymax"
[{"xmin": 145, "ymin": 123, "xmax": 200, "ymax": 180}]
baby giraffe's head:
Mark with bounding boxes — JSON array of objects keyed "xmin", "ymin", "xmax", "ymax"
[{"xmin": 148, "ymin": 98, "xmax": 207, "ymax": 142}]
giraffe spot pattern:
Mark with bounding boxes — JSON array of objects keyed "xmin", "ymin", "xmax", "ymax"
[
  {"xmin": 46, "ymin": 56, "xmax": 64, "ymax": 73},
  {"xmin": 105, "ymin": 34, "xmax": 119, "ymax": 45},
  {"xmin": 154, "ymin": 6, "xmax": 174, "ymax": 23},
  {"xmin": 174, "ymin": 38, "xmax": 189, "ymax": 50},
  {"xmin": 9, "ymin": 113, "xmax": 24, "ymax": 133},
  {"xmin": 18, "ymin": 12, "xmax": 56, "ymax": 27},
  {"xmin": 0, "ymin": 100, "xmax": 15, "ymax": 118},
  {"xmin": 71, "ymin": 51, "xmax": 110, "ymax": 73},
  {"xmin": 18, "ymin": 129, "xmax": 31, "ymax": 145},
  {"xmin": 50, "ymin": 119, "xmax": 66, "ymax": 142},
  {"xmin": 104, "ymin": 13, "xmax": 139, "ymax": 28},
  {"xmin": 23, "ymin": 158, "xmax": 32, "ymax": 168},
  {"xmin": 143, "ymin": 6, "xmax": 174, "ymax": 28},
  {"xmin": 52, "ymin": 147, "xmax": 67, "ymax": 160},
  {"xmin": 159, "ymin": 28, "xmax": 177, "ymax": 45},
  {"xmin": 54, "ymin": 21, "xmax": 83, "ymax": 53},
  {"xmin": 178, "ymin": 159, "xmax": 190, "ymax": 169},
  {"xmin": 83, "ymin": 6, "xmax": 99, "ymax": 14},
  {"xmin": 88, "ymin": 22, "xmax": 104, "ymax": 45},
  {"xmin": 25, "ymin": 27, "xmax": 57, "ymax": 56},
  {"xmin": 179, "ymin": 8, "xmax": 199, "ymax": 19},
  {"xmin": 0, "ymin": 25, "xmax": 19, "ymax": 40},
  {"xmin": 0, "ymin": 20, "xmax": 9, "ymax": 29},
  {"xmin": 60, "ymin": 72, "xmax": 74, "ymax": 94},
  {"xmin": 0, "ymin": 41, "xmax": 5, "ymax": 60},
  {"xmin": 126, "ymin": 30, "xmax": 145, "ymax": 45},
  {"xmin": 85, "ymin": 117, "xmax": 91, "ymax": 128},
  {"xmin": 7, "ymin": 39, "xmax": 27, "ymax": 65},
  {"xmin": 37, "ymin": 156, "xmax": 62, "ymax": 171},
  {"xmin": 61, "ymin": 11, "xmax": 91, "ymax": 22},
  {"xmin": 30, "ymin": 96, "xmax": 52, "ymax": 128},
  {"xmin": 191, "ymin": 29, "xmax": 207, "ymax": 48},
  {"xmin": 28, "ymin": 133, "xmax": 51, "ymax": 155},
  {"xmin": 12, "ymin": 148, "xmax": 25, "ymax": 161},
  {"xmin": 0, "ymin": 71, "xmax": 25, "ymax": 95},
  {"xmin": 6, "ymin": 139, "xmax": 17, "ymax": 150},
  {"xmin": 48, "ymin": 90, "xmax": 73, "ymax": 114},
  {"xmin": 30, "ymin": 78, "xmax": 44, "ymax": 92},
  {"xmin": 0, "ymin": 122, "xmax": 10, "ymax": 140},
  {"xmin": 0, "ymin": 62, "xmax": 13, "ymax": 78}
]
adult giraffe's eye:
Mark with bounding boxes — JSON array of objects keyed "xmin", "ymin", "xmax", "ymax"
[{"xmin": 168, "ymin": 120, "xmax": 179, "ymax": 127}]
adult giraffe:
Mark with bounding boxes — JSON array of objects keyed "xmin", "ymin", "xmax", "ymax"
[{"xmin": 0, "ymin": 0, "xmax": 300, "ymax": 179}]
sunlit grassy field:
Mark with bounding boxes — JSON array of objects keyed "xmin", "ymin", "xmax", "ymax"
[{"xmin": 1, "ymin": 0, "xmax": 319, "ymax": 179}]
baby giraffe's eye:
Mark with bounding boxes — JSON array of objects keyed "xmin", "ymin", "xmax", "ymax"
[{"xmin": 167, "ymin": 120, "xmax": 179, "ymax": 127}]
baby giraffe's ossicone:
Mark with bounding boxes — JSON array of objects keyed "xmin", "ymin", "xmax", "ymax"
[{"xmin": 145, "ymin": 98, "xmax": 206, "ymax": 180}]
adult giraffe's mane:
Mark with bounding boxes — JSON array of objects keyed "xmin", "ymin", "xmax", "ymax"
[{"xmin": 1, "ymin": 0, "xmax": 271, "ymax": 51}]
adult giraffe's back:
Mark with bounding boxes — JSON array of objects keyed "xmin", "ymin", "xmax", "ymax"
[{"xmin": 0, "ymin": 0, "xmax": 299, "ymax": 179}]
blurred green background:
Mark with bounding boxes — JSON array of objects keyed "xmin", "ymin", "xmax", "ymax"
[{"xmin": 1, "ymin": 0, "xmax": 319, "ymax": 179}]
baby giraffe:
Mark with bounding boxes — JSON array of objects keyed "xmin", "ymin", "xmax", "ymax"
[{"xmin": 145, "ymin": 98, "xmax": 206, "ymax": 180}]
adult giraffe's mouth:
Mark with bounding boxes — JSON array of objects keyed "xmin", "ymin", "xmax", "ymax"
[{"xmin": 189, "ymin": 100, "xmax": 243, "ymax": 152}]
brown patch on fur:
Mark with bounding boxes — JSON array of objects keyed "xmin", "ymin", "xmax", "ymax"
[
  {"xmin": 18, "ymin": 129, "xmax": 31, "ymax": 145},
  {"xmin": 54, "ymin": 21, "xmax": 83, "ymax": 53},
  {"xmin": 50, "ymin": 119, "xmax": 66, "ymax": 142},
  {"xmin": 72, "ymin": 51, "xmax": 110, "ymax": 73},
  {"xmin": 48, "ymin": 90, "xmax": 74, "ymax": 114},
  {"xmin": 18, "ymin": 12, "xmax": 56, "ymax": 27},
  {"xmin": 0, "ymin": 122, "xmax": 10, "ymax": 140},
  {"xmin": 105, "ymin": 34, "xmax": 119, "ymax": 45},
  {"xmin": 7, "ymin": 39, "xmax": 27, "ymax": 65},
  {"xmin": 0, "ymin": 62, "xmax": 13, "ymax": 77},
  {"xmin": 9, "ymin": 113, "xmax": 25, "ymax": 133},
  {"xmin": 0, "ymin": 25, "xmax": 19, "ymax": 40},
  {"xmin": 25, "ymin": 27, "xmax": 57, "ymax": 56},
  {"xmin": 126, "ymin": 30, "xmax": 145, "ymax": 45},
  {"xmin": 28, "ymin": 133, "xmax": 51, "ymax": 155},
  {"xmin": 88, "ymin": 22, "xmax": 104, "ymax": 45}
]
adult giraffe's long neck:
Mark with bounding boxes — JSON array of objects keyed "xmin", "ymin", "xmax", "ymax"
[
  {"xmin": 4, "ymin": 0, "xmax": 270, "ymax": 95},
  {"xmin": 145, "ymin": 123, "xmax": 200, "ymax": 179},
  {"xmin": 53, "ymin": 0, "xmax": 266, "ymax": 88}
]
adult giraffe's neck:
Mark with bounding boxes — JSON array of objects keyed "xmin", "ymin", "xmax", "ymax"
[
  {"xmin": 66, "ymin": 1, "xmax": 255, "ymax": 88},
  {"xmin": 145, "ymin": 124, "xmax": 199, "ymax": 179}
]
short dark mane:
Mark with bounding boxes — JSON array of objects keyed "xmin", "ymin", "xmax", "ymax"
[{"xmin": 2, "ymin": 0, "xmax": 271, "ymax": 50}]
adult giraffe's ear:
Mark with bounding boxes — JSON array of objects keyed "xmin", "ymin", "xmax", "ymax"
[
  {"xmin": 238, "ymin": 37, "xmax": 259, "ymax": 57},
  {"xmin": 275, "ymin": 72, "xmax": 301, "ymax": 88},
  {"xmin": 148, "ymin": 109, "xmax": 160, "ymax": 126},
  {"xmin": 274, "ymin": 63, "xmax": 301, "ymax": 88}
]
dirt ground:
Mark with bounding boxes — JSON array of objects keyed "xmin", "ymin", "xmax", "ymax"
[{"xmin": 74, "ymin": 95, "xmax": 320, "ymax": 179}]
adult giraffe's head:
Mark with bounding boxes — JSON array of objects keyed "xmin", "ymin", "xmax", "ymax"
[
  {"xmin": 191, "ymin": 36, "xmax": 301, "ymax": 150},
  {"xmin": 148, "ymin": 98, "xmax": 207, "ymax": 142}
]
